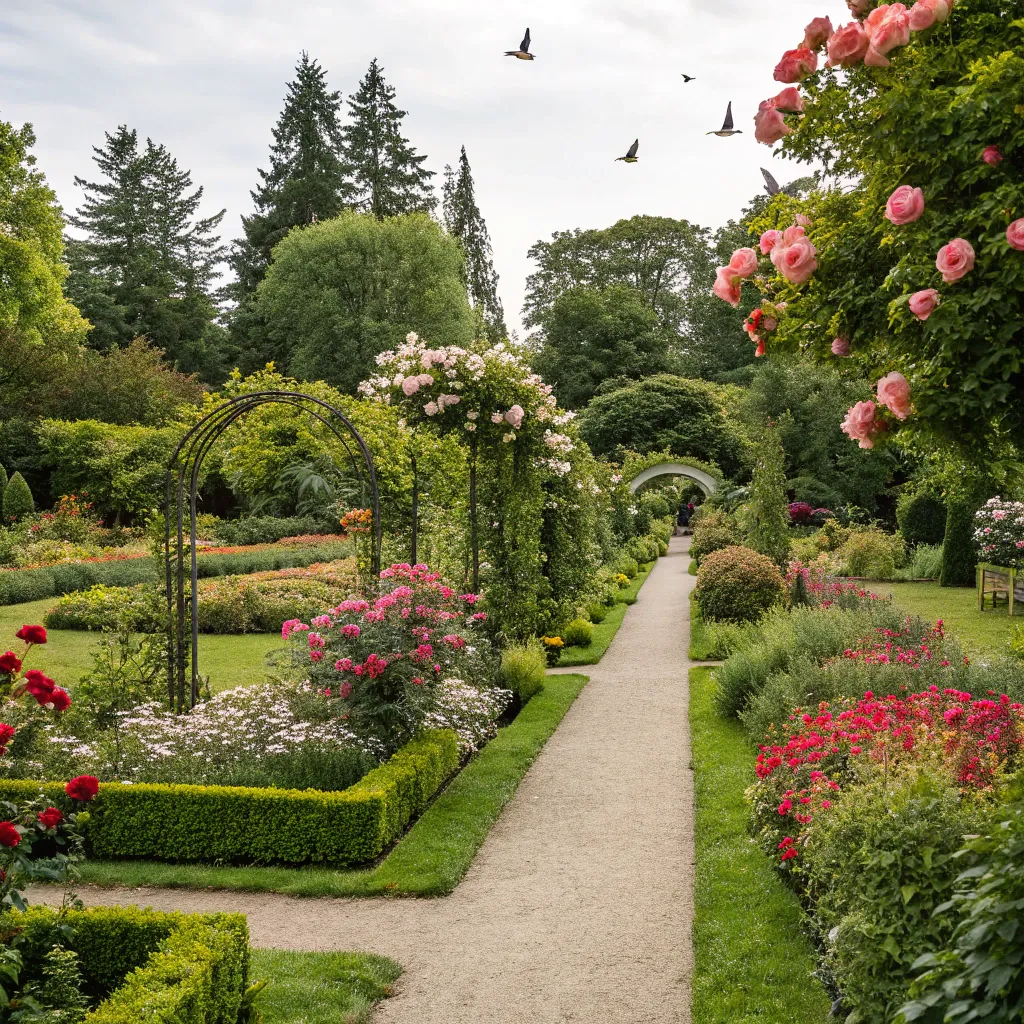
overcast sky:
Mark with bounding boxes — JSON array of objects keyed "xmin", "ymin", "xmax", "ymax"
[{"xmin": 0, "ymin": 0, "xmax": 833, "ymax": 339}]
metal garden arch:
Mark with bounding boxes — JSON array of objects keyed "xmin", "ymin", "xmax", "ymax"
[{"xmin": 164, "ymin": 391, "xmax": 382, "ymax": 712}]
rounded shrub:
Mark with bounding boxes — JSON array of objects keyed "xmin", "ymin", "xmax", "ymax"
[
  {"xmin": 837, "ymin": 527, "xmax": 904, "ymax": 579},
  {"xmin": 562, "ymin": 618, "xmax": 594, "ymax": 648},
  {"xmin": 690, "ymin": 509, "xmax": 740, "ymax": 563},
  {"xmin": 897, "ymin": 489, "xmax": 947, "ymax": 546},
  {"xmin": 2, "ymin": 472, "xmax": 34, "ymax": 521},
  {"xmin": 499, "ymin": 641, "xmax": 546, "ymax": 705},
  {"xmin": 586, "ymin": 602, "xmax": 607, "ymax": 624},
  {"xmin": 694, "ymin": 545, "xmax": 786, "ymax": 624}
]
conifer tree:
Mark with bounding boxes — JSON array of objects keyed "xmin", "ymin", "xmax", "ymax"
[
  {"xmin": 230, "ymin": 52, "xmax": 353, "ymax": 298},
  {"xmin": 342, "ymin": 59, "xmax": 435, "ymax": 220},
  {"xmin": 442, "ymin": 147, "xmax": 505, "ymax": 341}
]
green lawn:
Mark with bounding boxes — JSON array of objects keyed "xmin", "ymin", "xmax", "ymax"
[
  {"xmin": 0, "ymin": 598, "xmax": 282, "ymax": 692},
  {"xmin": 251, "ymin": 949, "xmax": 401, "ymax": 1024},
  {"xmin": 882, "ymin": 580, "xmax": 1019, "ymax": 659},
  {"xmin": 690, "ymin": 667, "xmax": 830, "ymax": 1024},
  {"xmin": 77, "ymin": 672, "xmax": 590, "ymax": 896},
  {"xmin": 558, "ymin": 563, "xmax": 654, "ymax": 667}
]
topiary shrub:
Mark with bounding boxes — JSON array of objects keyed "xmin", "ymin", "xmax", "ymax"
[
  {"xmin": 694, "ymin": 545, "xmax": 786, "ymax": 624},
  {"xmin": 897, "ymin": 489, "xmax": 947, "ymax": 547},
  {"xmin": 562, "ymin": 618, "xmax": 594, "ymax": 647},
  {"xmin": 940, "ymin": 499, "xmax": 977, "ymax": 588},
  {"xmin": 2, "ymin": 471, "xmax": 34, "ymax": 521}
]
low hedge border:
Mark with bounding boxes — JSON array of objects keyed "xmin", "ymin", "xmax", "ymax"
[
  {"xmin": 0, "ymin": 541, "xmax": 352, "ymax": 607},
  {"xmin": 0, "ymin": 729, "xmax": 460, "ymax": 867},
  {"xmin": 12, "ymin": 904, "xmax": 249, "ymax": 1022}
]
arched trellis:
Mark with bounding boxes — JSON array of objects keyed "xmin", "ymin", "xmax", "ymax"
[
  {"xmin": 627, "ymin": 462, "xmax": 719, "ymax": 496},
  {"xmin": 164, "ymin": 391, "xmax": 382, "ymax": 712}
]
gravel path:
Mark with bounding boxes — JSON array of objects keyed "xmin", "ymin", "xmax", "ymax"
[{"xmin": 36, "ymin": 537, "xmax": 697, "ymax": 1023}]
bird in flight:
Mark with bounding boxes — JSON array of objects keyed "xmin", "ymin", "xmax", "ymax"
[
  {"xmin": 505, "ymin": 28, "xmax": 535, "ymax": 60},
  {"xmin": 615, "ymin": 139, "xmax": 640, "ymax": 163},
  {"xmin": 707, "ymin": 102, "xmax": 742, "ymax": 137},
  {"xmin": 680, "ymin": 74, "xmax": 696, "ymax": 82},
  {"xmin": 761, "ymin": 168, "xmax": 782, "ymax": 196}
]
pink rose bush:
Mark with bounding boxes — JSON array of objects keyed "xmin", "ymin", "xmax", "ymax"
[
  {"xmin": 884, "ymin": 185, "xmax": 925, "ymax": 225},
  {"xmin": 973, "ymin": 497, "xmax": 1024, "ymax": 568},
  {"xmin": 936, "ymin": 237, "xmax": 975, "ymax": 282},
  {"xmin": 770, "ymin": 225, "xmax": 818, "ymax": 285},
  {"xmin": 909, "ymin": 288, "xmax": 941, "ymax": 320}
]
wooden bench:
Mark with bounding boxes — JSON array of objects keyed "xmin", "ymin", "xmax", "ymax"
[{"xmin": 977, "ymin": 563, "xmax": 1024, "ymax": 615}]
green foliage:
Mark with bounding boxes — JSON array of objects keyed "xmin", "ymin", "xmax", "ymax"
[
  {"xmin": 498, "ymin": 641, "xmax": 546, "ymax": 705},
  {"xmin": 532, "ymin": 285, "xmax": 670, "ymax": 409},
  {"xmin": 803, "ymin": 770, "xmax": 988, "ymax": 1024},
  {"xmin": 0, "ymin": 462, "xmax": 7, "ymax": 511},
  {"xmin": 899, "ymin": 783, "xmax": 1024, "ymax": 1024},
  {"xmin": 214, "ymin": 516, "xmax": 323, "ymax": 545},
  {"xmin": 0, "ymin": 730, "xmax": 459, "ymax": 867},
  {"xmin": 257, "ymin": 211, "xmax": 471, "ymax": 394},
  {"xmin": 902, "ymin": 544, "xmax": 944, "ymax": 581},
  {"xmin": 585, "ymin": 602, "xmax": 607, "ymax": 624},
  {"xmin": 838, "ymin": 526, "xmax": 906, "ymax": 580},
  {"xmin": 694, "ymin": 545, "xmax": 786, "ymax": 625},
  {"xmin": 2, "ymin": 471, "xmax": 34, "ymax": 522},
  {"xmin": 577, "ymin": 374, "xmax": 745, "ymax": 475},
  {"xmin": 742, "ymin": 423, "xmax": 790, "ymax": 568},
  {"xmin": 898, "ymin": 490, "xmax": 948, "ymax": 547},
  {"xmin": 562, "ymin": 618, "xmax": 594, "ymax": 648},
  {"xmin": 941, "ymin": 500, "xmax": 978, "ymax": 588}
]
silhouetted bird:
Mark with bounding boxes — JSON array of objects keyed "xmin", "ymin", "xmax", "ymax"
[
  {"xmin": 761, "ymin": 168, "xmax": 782, "ymax": 196},
  {"xmin": 707, "ymin": 102, "xmax": 742, "ymax": 136},
  {"xmin": 615, "ymin": 139, "xmax": 640, "ymax": 163},
  {"xmin": 505, "ymin": 28, "xmax": 534, "ymax": 60},
  {"xmin": 680, "ymin": 74, "xmax": 695, "ymax": 82}
]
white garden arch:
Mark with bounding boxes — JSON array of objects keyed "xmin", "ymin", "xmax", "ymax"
[{"xmin": 627, "ymin": 462, "xmax": 718, "ymax": 496}]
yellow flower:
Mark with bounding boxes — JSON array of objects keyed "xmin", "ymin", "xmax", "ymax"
[{"xmin": 541, "ymin": 636, "xmax": 564, "ymax": 648}]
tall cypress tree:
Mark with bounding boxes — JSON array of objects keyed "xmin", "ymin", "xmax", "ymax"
[
  {"xmin": 343, "ymin": 59, "xmax": 435, "ymax": 220},
  {"xmin": 442, "ymin": 147, "xmax": 505, "ymax": 341},
  {"xmin": 230, "ymin": 52, "xmax": 353, "ymax": 298}
]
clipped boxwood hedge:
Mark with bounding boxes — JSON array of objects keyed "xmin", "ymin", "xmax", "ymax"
[
  {"xmin": 12, "ymin": 904, "xmax": 249, "ymax": 1023},
  {"xmin": 0, "ymin": 729, "xmax": 460, "ymax": 867},
  {"xmin": 0, "ymin": 541, "xmax": 351, "ymax": 607}
]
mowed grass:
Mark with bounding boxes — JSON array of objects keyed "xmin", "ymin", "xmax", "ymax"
[
  {"xmin": 558, "ymin": 563, "xmax": 654, "ymax": 667},
  {"xmin": 690, "ymin": 667, "xmax": 830, "ymax": 1024},
  {"xmin": 251, "ymin": 949, "xmax": 401, "ymax": 1024},
  {"xmin": 78, "ymin": 672, "xmax": 591, "ymax": 897},
  {"xmin": 881, "ymin": 580, "xmax": 1019, "ymax": 659},
  {"xmin": 0, "ymin": 598, "xmax": 283, "ymax": 692}
]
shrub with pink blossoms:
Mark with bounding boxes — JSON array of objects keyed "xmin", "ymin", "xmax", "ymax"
[{"xmin": 973, "ymin": 496, "xmax": 1024, "ymax": 569}]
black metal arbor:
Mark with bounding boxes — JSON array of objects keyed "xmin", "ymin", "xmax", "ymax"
[{"xmin": 164, "ymin": 391, "xmax": 382, "ymax": 712}]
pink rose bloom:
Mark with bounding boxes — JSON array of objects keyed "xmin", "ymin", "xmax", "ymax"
[
  {"xmin": 759, "ymin": 230, "xmax": 784, "ymax": 254},
  {"xmin": 909, "ymin": 0, "xmax": 942, "ymax": 30},
  {"xmin": 774, "ymin": 47, "xmax": 818, "ymax": 83},
  {"xmin": 983, "ymin": 145, "xmax": 1003, "ymax": 166},
  {"xmin": 867, "ymin": 3, "xmax": 911, "ymax": 60},
  {"xmin": 832, "ymin": 336, "xmax": 851, "ymax": 357},
  {"xmin": 802, "ymin": 16, "xmax": 834, "ymax": 50},
  {"xmin": 763, "ymin": 317, "xmax": 777, "ymax": 331},
  {"xmin": 1007, "ymin": 219, "xmax": 1024, "ymax": 251},
  {"xmin": 424, "ymin": 401, "xmax": 440, "ymax": 416},
  {"xmin": 754, "ymin": 101, "xmax": 793, "ymax": 146},
  {"xmin": 401, "ymin": 376, "xmax": 421, "ymax": 396},
  {"xmin": 827, "ymin": 21, "xmax": 870, "ymax": 66},
  {"xmin": 885, "ymin": 185, "xmax": 925, "ymax": 225},
  {"xmin": 491, "ymin": 412, "xmax": 504, "ymax": 424},
  {"xmin": 936, "ymin": 238, "xmax": 975, "ymax": 282},
  {"xmin": 876, "ymin": 371, "xmax": 912, "ymax": 420},
  {"xmin": 729, "ymin": 247, "xmax": 759, "ymax": 278},
  {"xmin": 713, "ymin": 266, "xmax": 742, "ymax": 307},
  {"xmin": 795, "ymin": 214, "xmax": 812, "ymax": 227},
  {"xmin": 782, "ymin": 224, "xmax": 807, "ymax": 245},
  {"xmin": 909, "ymin": 288, "xmax": 941, "ymax": 320},
  {"xmin": 841, "ymin": 400, "xmax": 884, "ymax": 449},
  {"xmin": 772, "ymin": 236, "xmax": 818, "ymax": 285},
  {"xmin": 505, "ymin": 404, "xmax": 525, "ymax": 429},
  {"xmin": 417, "ymin": 373, "xmax": 434, "ymax": 386},
  {"xmin": 772, "ymin": 87, "xmax": 805, "ymax": 113}
]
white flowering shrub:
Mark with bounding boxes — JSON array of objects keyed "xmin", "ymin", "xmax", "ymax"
[{"xmin": 421, "ymin": 678, "xmax": 513, "ymax": 755}]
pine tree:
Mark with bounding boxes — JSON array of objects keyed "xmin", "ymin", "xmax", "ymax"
[
  {"xmin": 442, "ymin": 147, "xmax": 505, "ymax": 341},
  {"xmin": 231, "ymin": 53, "xmax": 353, "ymax": 298},
  {"xmin": 343, "ymin": 59, "xmax": 435, "ymax": 220}
]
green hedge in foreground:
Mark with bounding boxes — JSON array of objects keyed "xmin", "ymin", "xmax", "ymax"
[
  {"xmin": 12, "ymin": 904, "xmax": 249, "ymax": 1023},
  {"xmin": 0, "ymin": 541, "xmax": 351, "ymax": 606},
  {"xmin": 0, "ymin": 729, "xmax": 460, "ymax": 867}
]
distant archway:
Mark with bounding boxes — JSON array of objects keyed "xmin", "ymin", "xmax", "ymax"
[{"xmin": 628, "ymin": 462, "xmax": 718, "ymax": 496}]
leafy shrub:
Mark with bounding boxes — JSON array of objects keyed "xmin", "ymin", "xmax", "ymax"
[
  {"xmin": 613, "ymin": 555, "xmax": 639, "ymax": 579},
  {"xmin": 586, "ymin": 602, "xmax": 607, "ymax": 624},
  {"xmin": 694, "ymin": 545, "xmax": 785, "ymax": 625},
  {"xmin": 837, "ymin": 526, "xmax": 905, "ymax": 579},
  {"xmin": 973, "ymin": 497, "xmax": 1024, "ymax": 569},
  {"xmin": 941, "ymin": 500, "xmax": 977, "ymax": 588},
  {"xmin": 900, "ymin": 543, "xmax": 943, "ymax": 581},
  {"xmin": 788, "ymin": 474, "xmax": 844, "ymax": 512},
  {"xmin": 0, "ymin": 462, "xmax": 7, "ymax": 510},
  {"xmin": 898, "ymin": 490, "xmax": 947, "ymax": 547},
  {"xmin": 2, "ymin": 472, "xmax": 34, "ymax": 521},
  {"xmin": 690, "ymin": 508, "xmax": 740, "ymax": 563},
  {"xmin": 562, "ymin": 618, "xmax": 593, "ymax": 647},
  {"xmin": 215, "ymin": 515, "xmax": 324, "ymax": 546},
  {"xmin": 498, "ymin": 641, "xmax": 546, "ymax": 705}
]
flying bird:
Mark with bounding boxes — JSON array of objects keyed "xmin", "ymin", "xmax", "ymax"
[
  {"xmin": 680, "ymin": 74, "xmax": 696, "ymax": 82},
  {"xmin": 505, "ymin": 28, "xmax": 534, "ymax": 60},
  {"xmin": 707, "ymin": 102, "xmax": 742, "ymax": 137},
  {"xmin": 761, "ymin": 168, "xmax": 782, "ymax": 196},
  {"xmin": 615, "ymin": 139, "xmax": 640, "ymax": 163}
]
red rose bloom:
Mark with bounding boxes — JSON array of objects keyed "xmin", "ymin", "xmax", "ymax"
[
  {"xmin": 37, "ymin": 808, "xmax": 63, "ymax": 830},
  {"xmin": 23, "ymin": 670, "xmax": 55, "ymax": 703},
  {"xmin": 0, "ymin": 822, "xmax": 20, "ymax": 848},
  {"xmin": 0, "ymin": 651, "xmax": 21, "ymax": 674},
  {"xmin": 0, "ymin": 724, "xmax": 14, "ymax": 747},
  {"xmin": 65, "ymin": 776, "xmax": 100, "ymax": 802},
  {"xmin": 15, "ymin": 625, "xmax": 47, "ymax": 646},
  {"xmin": 48, "ymin": 688, "xmax": 71, "ymax": 712}
]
